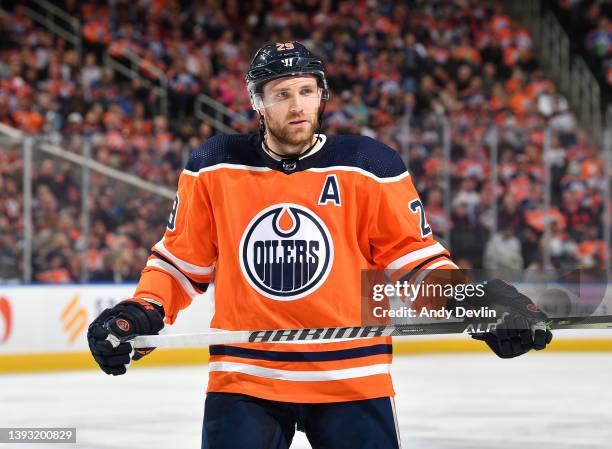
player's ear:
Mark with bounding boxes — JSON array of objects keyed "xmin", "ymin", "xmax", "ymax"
[{"xmin": 258, "ymin": 111, "xmax": 267, "ymax": 132}]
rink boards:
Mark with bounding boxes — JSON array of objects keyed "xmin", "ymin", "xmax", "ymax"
[{"xmin": 0, "ymin": 283, "xmax": 611, "ymax": 373}]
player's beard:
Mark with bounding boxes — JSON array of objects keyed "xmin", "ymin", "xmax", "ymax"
[{"xmin": 266, "ymin": 113, "xmax": 317, "ymax": 151}]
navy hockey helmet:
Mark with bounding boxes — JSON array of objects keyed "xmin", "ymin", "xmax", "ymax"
[{"xmin": 246, "ymin": 41, "xmax": 330, "ymax": 109}]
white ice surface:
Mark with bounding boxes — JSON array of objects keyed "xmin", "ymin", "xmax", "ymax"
[{"xmin": 1, "ymin": 353, "xmax": 611, "ymax": 449}]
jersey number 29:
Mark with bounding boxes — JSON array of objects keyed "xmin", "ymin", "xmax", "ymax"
[
  {"xmin": 167, "ymin": 194, "xmax": 179, "ymax": 231},
  {"xmin": 409, "ymin": 199, "xmax": 432, "ymax": 238}
]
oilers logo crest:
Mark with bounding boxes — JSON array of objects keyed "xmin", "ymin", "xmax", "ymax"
[{"xmin": 239, "ymin": 203, "xmax": 334, "ymax": 300}]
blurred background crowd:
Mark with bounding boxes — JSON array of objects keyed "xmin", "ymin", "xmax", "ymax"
[
  {"xmin": 549, "ymin": 0, "xmax": 612, "ymax": 101},
  {"xmin": 0, "ymin": 0, "xmax": 609, "ymax": 283}
]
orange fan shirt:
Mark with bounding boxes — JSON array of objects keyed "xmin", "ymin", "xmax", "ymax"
[{"xmin": 132, "ymin": 133, "xmax": 455, "ymax": 403}]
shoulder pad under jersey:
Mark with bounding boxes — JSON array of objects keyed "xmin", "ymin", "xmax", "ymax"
[
  {"xmin": 319, "ymin": 135, "xmax": 407, "ymax": 179},
  {"xmin": 185, "ymin": 134, "xmax": 262, "ymax": 171}
]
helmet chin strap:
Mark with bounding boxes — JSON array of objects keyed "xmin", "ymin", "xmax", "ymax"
[{"xmin": 259, "ymin": 101, "xmax": 327, "ymax": 161}]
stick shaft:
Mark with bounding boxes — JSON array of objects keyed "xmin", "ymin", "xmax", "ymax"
[{"xmin": 132, "ymin": 315, "xmax": 612, "ymax": 349}]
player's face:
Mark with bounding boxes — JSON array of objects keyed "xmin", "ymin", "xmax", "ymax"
[{"xmin": 260, "ymin": 76, "xmax": 322, "ymax": 155}]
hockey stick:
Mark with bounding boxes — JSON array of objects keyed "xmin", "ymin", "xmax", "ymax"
[{"xmin": 131, "ymin": 315, "xmax": 612, "ymax": 349}]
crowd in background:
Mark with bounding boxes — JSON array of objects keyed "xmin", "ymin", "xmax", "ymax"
[
  {"xmin": 0, "ymin": 0, "xmax": 608, "ymax": 283},
  {"xmin": 550, "ymin": 0, "xmax": 612, "ymax": 101}
]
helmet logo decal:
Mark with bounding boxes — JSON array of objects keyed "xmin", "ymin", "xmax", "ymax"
[{"xmin": 239, "ymin": 203, "xmax": 334, "ymax": 301}]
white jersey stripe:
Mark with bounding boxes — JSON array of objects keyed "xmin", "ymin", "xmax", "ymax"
[
  {"xmin": 208, "ymin": 361, "xmax": 391, "ymax": 382},
  {"xmin": 306, "ymin": 166, "xmax": 409, "ymax": 183},
  {"xmin": 182, "ymin": 163, "xmax": 409, "ymax": 183},
  {"xmin": 183, "ymin": 163, "xmax": 272, "ymax": 176},
  {"xmin": 153, "ymin": 238, "xmax": 214, "ymax": 276},
  {"xmin": 386, "ymin": 242, "xmax": 447, "ymax": 272},
  {"xmin": 263, "ymin": 337, "xmax": 368, "ymax": 344},
  {"xmin": 423, "ymin": 259, "xmax": 458, "ymax": 270},
  {"xmin": 146, "ymin": 258, "xmax": 199, "ymax": 299}
]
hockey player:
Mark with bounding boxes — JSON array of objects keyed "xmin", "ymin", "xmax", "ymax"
[{"xmin": 87, "ymin": 42, "xmax": 553, "ymax": 449}]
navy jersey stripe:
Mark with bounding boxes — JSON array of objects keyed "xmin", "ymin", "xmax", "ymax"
[
  {"xmin": 150, "ymin": 251, "xmax": 209, "ymax": 292},
  {"xmin": 399, "ymin": 254, "xmax": 453, "ymax": 281},
  {"xmin": 185, "ymin": 134, "xmax": 407, "ymax": 179},
  {"xmin": 209, "ymin": 343, "xmax": 392, "ymax": 362}
]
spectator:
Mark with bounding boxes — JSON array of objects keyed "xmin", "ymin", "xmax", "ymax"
[
  {"xmin": 168, "ymin": 58, "xmax": 200, "ymax": 118},
  {"xmin": 0, "ymin": 0, "xmax": 608, "ymax": 282},
  {"xmin": 81, "ymin": 53, "xmax": 102, "ymax": 100},
  {"xmin": 484, "ymin": 224, "xmax": 524, "ymax": 270}
]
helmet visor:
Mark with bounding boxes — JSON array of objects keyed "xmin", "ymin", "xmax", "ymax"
[{"xmin": 251, "ymin": 80, "xmax": 323, "ymax": 111}]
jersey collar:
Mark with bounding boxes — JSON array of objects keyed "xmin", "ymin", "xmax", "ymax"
[{"xmin": 261, "ymin": 134, "xmax": 327, "ymax": 161}]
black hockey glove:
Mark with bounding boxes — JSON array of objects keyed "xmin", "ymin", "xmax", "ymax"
[
  {"xmin": 87, "ymin": 299, "xmax": 164, "ymax": 375},
  {"xmin": 471, "ymin": 279, "xmax": 553, "ymax": 358}
]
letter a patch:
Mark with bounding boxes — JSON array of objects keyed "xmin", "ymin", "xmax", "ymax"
[{"xmin": 318, "ymin": 174, "xmax": 341, "ymax": 206}]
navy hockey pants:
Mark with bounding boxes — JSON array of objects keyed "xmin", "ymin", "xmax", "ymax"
[{"xmin": 201, "ymin": 392, "xmax": 401, "ymax": 449}]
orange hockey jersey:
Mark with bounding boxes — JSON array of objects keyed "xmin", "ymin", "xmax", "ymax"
[{"xmin": 132, "ymin": 133, "xmax": 456, "ymax": 403}]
